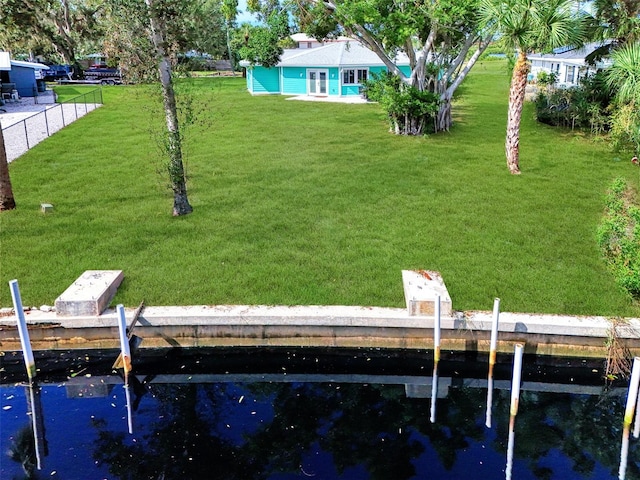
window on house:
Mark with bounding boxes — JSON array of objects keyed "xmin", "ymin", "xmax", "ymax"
[
  {"xmin": 343, "ymin": 68, "xmax": 368, "ymax": 85},
  {"xmin": 565, "ymin": 65, "xmax": 575, "ymax": 84}
]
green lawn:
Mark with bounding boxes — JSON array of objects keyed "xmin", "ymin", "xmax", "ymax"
[{"xmin": 1, "ymin": 61, "xmax": 639, "ymax": 317}]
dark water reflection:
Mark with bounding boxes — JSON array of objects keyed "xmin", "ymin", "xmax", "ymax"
[{"xmin": 1, "ymin": 347, "xmax": 638, "ymax": 479}]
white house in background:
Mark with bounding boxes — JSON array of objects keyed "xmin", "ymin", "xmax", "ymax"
[
  {"xmin": 529, "ymin": 42, "xmax": 612, "ymax": 87},
  {"xmin": 290, "ymin": 33, "xmax": 353, "ymax": 49}
]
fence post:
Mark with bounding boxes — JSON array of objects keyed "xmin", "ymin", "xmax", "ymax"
[
  {"xmin": 44, "ymin": 107, "xmax": 50, "ymax": 137},
  {"xmin": 22, "ymin": 120, "xmax": 29, "ymax": 150}
]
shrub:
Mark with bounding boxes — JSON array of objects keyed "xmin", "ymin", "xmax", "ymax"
[
  {"xmin": 537, "ymin": 70, "xmax": 558, "ymax": 88},
  {"xmin": 363, "ymin": 72, "xmax": 440, "ymax": 135},
  {"xmin": 609, "ymin": 102, "xmax": 640, "ymax": 157},
  {"xmin": 534, "ymin": 71, "xmax": 613, "ymax": 132},
  {"xmin": 597, "ymin": 178, "xmax": 640, "ymax": 299}
]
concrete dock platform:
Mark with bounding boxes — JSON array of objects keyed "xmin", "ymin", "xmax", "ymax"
[{"xmin": 1, "ymin": 304, "xmax": 639, "ymax": 358}]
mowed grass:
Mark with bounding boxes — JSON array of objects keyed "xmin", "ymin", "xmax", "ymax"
[{"xmin": 1, "ymin": 61, "xmax": 639, "ymax": 317}]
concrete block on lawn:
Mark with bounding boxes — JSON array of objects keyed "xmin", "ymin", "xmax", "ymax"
[
  {"xmin": 402, "ymin": 270, "xmax": 452, "ymax": 317},
  {"xmin": 55, "ymin": 270, "xmax": 124, "ymax": 316}
]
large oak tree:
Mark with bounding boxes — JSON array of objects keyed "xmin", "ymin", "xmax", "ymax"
[
  {"xmin": 251, "ymin": 0, "xmax": 491, "ymax": 134},
  {"xmin": 0, "ymin": 0, "xmax": 103, "ymax": 65}
]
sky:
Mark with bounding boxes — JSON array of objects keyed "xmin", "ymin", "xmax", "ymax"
[{"xmin": 236, "ymin": 0, "xmax": 260, "ymax": 25}]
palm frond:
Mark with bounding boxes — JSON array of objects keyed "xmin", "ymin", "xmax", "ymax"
[{"xmin": 606, "ymin": 41, "xmax": 640, "ymax": 104}]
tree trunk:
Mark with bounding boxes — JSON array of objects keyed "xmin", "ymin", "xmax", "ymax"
[
  {"xmin": 436, "ymin": 96, "xmax": 452, "ymax": 133},
  {"xmin": 146, "ymin": 0, "xmax": 193, "ymax": 216},
  {"xmin": 505, "ymin": 51, "xmax": 530, "ymax": 175},
  {"xmin": 0, "ymin": 128, "xmax": 16, "ymax": 211},
  {"xmin": 226, "ymin": 22, "xmax": 234, "ymax": 71}
]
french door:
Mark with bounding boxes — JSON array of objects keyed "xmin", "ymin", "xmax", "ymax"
[{"xmin": 308, "ymin": 69, "xmax": 328, "ymax": 95}]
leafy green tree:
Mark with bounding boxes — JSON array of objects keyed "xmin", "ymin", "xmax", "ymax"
[
  {"xmin": 105, "ymin": 0, "xmax": 227, "ymax": 82},
  {"xmin": 235, "ymin": 9, "xmax": 290, "ymax": 67},
  {"xmin": 103, "ymin": 0, "xmax": 157, "ymax": 82},
  {"xmin": 0, "ymin": 0, "xmax": 104, "ymax": 65},
  {"xmin": 479, "ymin": 0, "xmax": 588, "ymax": 174},
  {"xmin": 587, "ymin": 0, "xmax": 640, "ymax": 61}
]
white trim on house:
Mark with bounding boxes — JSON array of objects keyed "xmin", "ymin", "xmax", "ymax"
[
  {"xmin": 0, "ymin": 52, "xmax": 11, "ymax": 71},
  {"xmin": 10, "ymin": 60, "xmax": 48, "ymax": 70},
  {"xmin": 529, "ymin": 42, "xmax": 611, "ymax": 87}
]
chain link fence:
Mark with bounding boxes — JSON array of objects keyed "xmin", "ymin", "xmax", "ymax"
[{"xmin": 2, "ymin": 88, "xmax": 103, "ymax": 162}]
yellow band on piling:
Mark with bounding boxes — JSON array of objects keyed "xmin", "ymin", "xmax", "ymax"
[
  {"xmin": 489, "ymin": 350, "xmax": 497, "ymax": 365},
  {"xmin": 123, "ymin": 356, "xmax": 132, "ymax": 374},
  {"xmin": 510, "ymin": 398, "xmax": 519, "ymax": 416},
  {"xmin": 624, "ymin": 410, "xmax": 635, "ymax": 426},
  {"xmin": 434, "ymin": 346, "xmax": 440, "ymax": 363},
  {"xmin": 27, "ymin": 363, "xmax": 37, "ymax": 381}
]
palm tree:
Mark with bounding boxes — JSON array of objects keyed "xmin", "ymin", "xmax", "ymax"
[
  {"xmin": 0, "ymin": 127, "xmax": 16, "ymax": 211},
  {"xmin": 606, "ymin": 41, "xmax": 640, "ymax": 104},
  {"xmin": 479, "ymin": 0, "xmax": 587, "ymax": 174},
  {"xmin": 221, "ymin": 0, "xmax": 239, "ymax": 71},
  {"xmin": 605, "ymin": 41, "xmax": 640, "ymax": 157}
]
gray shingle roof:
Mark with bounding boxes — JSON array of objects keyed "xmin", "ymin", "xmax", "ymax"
[{"xmin": 277, "ymin": 42, "xmax": 409, "ymax": 68}]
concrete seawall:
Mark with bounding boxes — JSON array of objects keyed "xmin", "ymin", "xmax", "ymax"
[{"xmin": 1, "ymin": 304, "xmax": 639, "ymax": 358}]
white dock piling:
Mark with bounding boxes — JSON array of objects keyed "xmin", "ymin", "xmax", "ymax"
[
  {"xmin": 506, "ymin": 343, "xmax": 524, "ymax": 480},
  {"xmin": 430, "ymin": 294, "xmax": 441, "ymax": 424},
  {"xmin": 9, "ymin": 280, "xmax": 36, "ymax": 381},
  {"xmin": 26, "ymin": 383, "xmax": 47, "ymax": 470},
  {"xmin": 486, "ymin": 298, "xmax": 500, "ymax": 428},
  {"xmin": 634, "ymin": 390, "xmax": 640, "ymax": 439},
  {"xmin": 116, "ymin": 304, "xmax": 132, "ymax": 376},
  {"xmin": 124, "ymin": 383, "xmax": 134, "ymax": 435},
  {"xmin": 619, "ymin": 357, "xmax": 640, "ymax": 479}
]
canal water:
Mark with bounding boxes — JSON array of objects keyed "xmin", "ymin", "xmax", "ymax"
[{"xmin": 1, "ymin": 347, "xmax": 638, "ymax": 479}]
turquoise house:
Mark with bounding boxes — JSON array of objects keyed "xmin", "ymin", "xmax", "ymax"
[{"xmin": 241, "ymin": 41, "xmax": 411, "ymax": 99}]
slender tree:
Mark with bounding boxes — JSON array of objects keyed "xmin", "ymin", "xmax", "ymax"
[
  {"xmin": 479, "ymin": 0, "xmax": 587, "ymax": 174},
  {"xmin": 0, "ymin": 127, "xmax": 16, "ymax": 211},
  {"xmin": 221, "ymin": 0, "xmax": 239, "ymax": 69},
  {"xmin": 145, "ymin": 0, "xmax": 193, "ymax": 216}
]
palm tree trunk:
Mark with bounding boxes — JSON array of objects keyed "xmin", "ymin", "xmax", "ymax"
[
  {"xmin": 505, "ymin": 51, "xmax": 530, "ymax": 175},
  {"xmin": 146, "ymin": 0, "xmax": 193, "ymax": 216},
  {"xmin": 0, "ymin": 128, "xmax": 16, "ymax": 211},
  {"xmin": 226, "ymin": 22, "xmax": 234, "ymax": 72}
]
